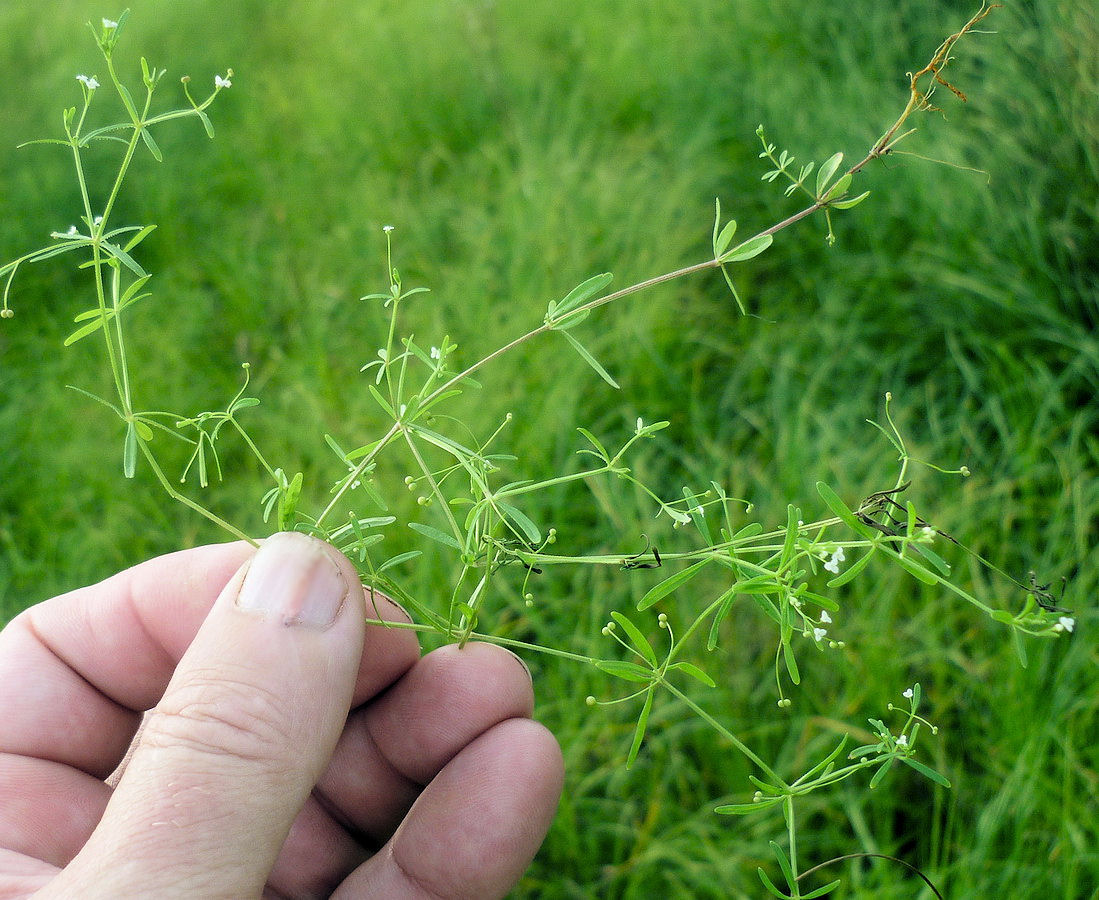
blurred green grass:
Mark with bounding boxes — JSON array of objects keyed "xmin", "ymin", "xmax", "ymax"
[{"xmin": 1, "ymin": 1, "xmax": 1096, "ymax": 896}]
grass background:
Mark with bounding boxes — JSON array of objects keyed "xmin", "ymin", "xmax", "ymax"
[{"xmin": 1, "ymin": 0, "xmax": 1096, "ymax": 896}]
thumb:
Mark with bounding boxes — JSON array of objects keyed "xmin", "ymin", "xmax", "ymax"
[{"xmin": 47, "ymin": 532, "xmax": 366, "ymax": 899}]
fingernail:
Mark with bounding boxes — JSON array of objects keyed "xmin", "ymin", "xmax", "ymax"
[
  {"xmin": 235, "ymin": 533, "xmax": 348, "ymax": 628},
  {"xmin": 505, "ymin": 648, "xmax": 533, "ymax": 685}
]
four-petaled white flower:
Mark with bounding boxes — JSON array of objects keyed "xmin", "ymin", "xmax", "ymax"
[
  {"xmin": 1058, "ymin": 616, "xmax": 1075, "ymax": 633},
  {"xmin": 903, "ymin": 686, "xmax": 914, "ymax": 699},
  {"xmin": 215, "ymin": 74, "xmax": 232, "ymax": 89},
  {"xmin": 896, "ymin": 734, "xmax": 909, "ymax": 748},
  {"xmin": 813, "ymin": 627, "xmax": 827, "ymax": 641},
  {"xmin": 430, "ymin": 346, "xmax": 441, "ymax": 360},
  {"xmin": 76, "ymin": 74, "xmax": 100, "ymax": 90},
  {"xmin": 823, "ymin": 546, "xmax": 846, "ymax": 574},
  {"xmin": 819, "ymin": 610, "xmax": 832, "ymax": 625},
  {"xmin": 383, "ymin": 224, "xmax": 394, "ymax": 233},
  {"xmin": 102, "ymin": 18, "xmax": 118, "ymax": 29}
]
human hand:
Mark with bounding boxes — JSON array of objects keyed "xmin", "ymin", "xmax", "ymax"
[{"xmin": 0, "ymin": 533, "xmax": 563, "ymax": 898}]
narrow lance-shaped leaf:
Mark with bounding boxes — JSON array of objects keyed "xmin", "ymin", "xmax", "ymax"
[
  {"xmin": 721, "ymin": 232, "xmax": 773, "ymax": 263},
  {"xmin": 638, "ymin": 558, "xmax": 711, "ymax": 610},
  {"xmin": 816, "ymin": 151, "xmax": 844, "ymax": 197},
  {"xmin": 626, "ymin": 685, "xmax": 655, "ymax": 768},
  {"xmin": 782, "ymin": 638, "xmax": 801, "ymax": 685},
  {"xmin": 560, "ymin": 330, "xmax": 620, "ymax": 389},
  {"xmin": 898, "ymin": 755, "xmax": 951, "ymax": 788},
  {"xmin": 496, "ymin": 499, "xmax": 542, "ymax": 545},
  {"xmin": 546, "ymin": 272, "xmax": 613, "ymax": 324},
  {"xmin": 122, "ymin": 421, "xmax": 138, "ymax": 478},
  {"xmin": 407, "ymin": 521, "xmax": 462, "ymax": 550},
  {"xmin": 610, "ymin": 611, "xmax": 658, "ymax": 666}
]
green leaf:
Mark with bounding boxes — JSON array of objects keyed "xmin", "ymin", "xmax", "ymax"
[
  {"xmin": 720, "ymin": 263, "xmax": 746, "ymax": 315},
  {"xmin": 801, "ymin": 879, "xmax": 843, "ymax": 898},
  {"xmin": 821, "ymin": 172, "xmax": 852, "ymax": 202},
  {"xmin": 278, "ymin": 471, "xmax": 303, "ymax": 530},
  {"xmin": 780, "ymin": 504, "xmax": 798, "ymax": 568},
  {"xmin": 869, "ymin": 756, "xmax": 895, "ymax": 789},
  {"xmin": 781, "ymin": 639, "xmax": 801, "ymax": 685},
  {"xmin": 66, "ymin": 384, "xmax": 122, "ymax": 417},
  {"xmin": 898, "ymin": 755, "xmax": 951, "ymax": 788},
  {"xmin": 715, "ymin": 796, "xmax": 783, "ymax": 814},
  {"xmin": 683, "ymin": 485, "xmax": 713, "ymax": 545},
  {"xmin": 408, "ymin": 424, "xmax": 479, "ymax": 462},
  {"xmin": 816, "ymin": 151, "xmax": 844, "ymax": 197},
  {"xmin": 593, "ymin": 659, "xmax": 653, "ymax": 683},
  {"xmin": 707, "ymin": 584, "xmax": 739, "ymax": 650},
  {"xmin": 769, "ymin": 841, "xmax": 796, "ymax": 889},
  {"xmin": 65, "ymin": 313, "xmax": 111, "ymax": 346},
  {"xmin": 496, "ymin": 499, "xmax": 542, "ymax": 545},
  {"xmin": 560, "ymin": 330, "xmax": 620, "ymax": 389},
  {"xmin": 626, "ymin": 686, "xmax": 655, "ymax": 767},
  {"xmin": 713, "ymin": 214, "xmax": 738, "ymax": 258},
  {"xmin": 550, "ymin": 272, "xmax": 613, "ymax": 321},
  {"xmin": 122, "ymin": 225, "xmax": 157, "ymax": 253},
  {"xmin": 99, "ymin": 239, "xmax": 148, "ymax": 278},
  {"xmin": 367, "ymin": 384, "xmax": 396, "ymax": 418},
  {"xmin": 831, "ymin": 190, "xmax": 871, "ymax": 210},
  {"xmin": 756, "ymin": 867, "xmax": 789, "ymax": 898},
  {"xmin": 376, "ymin": 550, "xmax": 423, "ymax": 573},
  {"xmin": 908, "ymin": 541, "xmax": 951, "ymax": 576},
  {"xmin": 117, "ymin": 82, "xmax": 138, "ymax": 117},
  {"xmin": 196, "ymin": 107, "xmax": 215, "ymax": 138},
  {"xmin": 575, "ymin": 427, "xmax": 610, "ymax": 462},
  {"xmin": 610, "ymin": 611, "xmax": 658, "ymax": 666},
  {"xmin": 408, "ymin": 521, "xmax": 462, "ymax": 550},
  {"xmin": 1011, "ymin": 626, "xmax": 1029, "ymax": 668},
  {"xmin": 123, "ymin": 421, "xmax": 138, "ymax": 478},
  {"xmin": 669, "ymin": 661, "xmax": 716, "ymax": 687},
  {"xmin": 826, "ymin": 545, "xmax": 875, "ymax": 587},
  {"xmin": 721, "ymin": 232, "xmax": 773, "ymax": 263},
  {"xmin": 883, "ymin": 545, "xmax": 939, "ymax": 585},
  {"xmin": 637, "ymin": 558, "xmax": 711, "ymax": 610}
]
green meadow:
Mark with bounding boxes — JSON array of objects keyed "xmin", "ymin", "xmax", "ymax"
[{"xmin": 1, "ymin": 1, "xmax": 1095, "ymax": 896}]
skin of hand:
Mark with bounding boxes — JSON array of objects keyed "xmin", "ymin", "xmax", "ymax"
[{"xmin": 0, "ymin": 532, "xmax": 564, "ymax": 899}]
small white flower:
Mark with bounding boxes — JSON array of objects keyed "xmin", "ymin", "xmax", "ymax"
[
  {"xmin": 921, "ymin": 526, "xmax": 935, "ymax": 538},
  {"xmin": 66, "ymin": 225, "xmax": 78, "ymax": 236},
  {"xmin": 896, "ymin": 734, "xmax": 909, "ymax": 748},
  {"xmin": 813, "ymin": 627, "xmax": 827, "ymax": 642},
  {"xmin": 1058, "ymin": 616, "xmax": 1075, "ymax": 633},
  {"xmin": 823, "ymin": 546, "xmax": 846, "ymax": 575},
  {"xmin": 215, "ymin": 73, "xmax": 232, "ymax": 89},
  {"xmin": 636, "ymin": 417, "xmax": 644, "ymax": 433},
  {"xmin": 903, "ymin": 686, "xmax": 914, "ymax": 699},
  {"xmin": 383, "ymin": 224, "xmax": 394, "ymax": 233},
  {"xmin": 93, "ymin": 215, "xmax": 103, "ymax": 226},
  {"xmin": 430, "ymin": 346, "xmax": 441, "ymax": 360},
  {"xmin": 693, "ymin": 505, "xmax": 704, "ymax": 516},
  {"xmin": 76, "ymin": 74, "xmax": 100, "ymax": 90},
  {"xmin": 102, "ymin": 18, "xmax": 118, "ymax": 29},
  {"xmin": 819, "ymin": 610, "xmax": 832, "ymax": 625}
]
